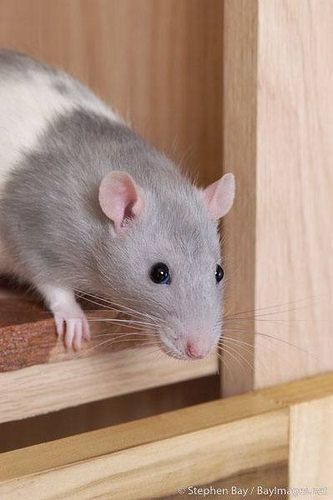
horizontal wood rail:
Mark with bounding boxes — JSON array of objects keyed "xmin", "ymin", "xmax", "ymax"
[
  {"xmin": 0, "ymin": 372, "xmax": 332, "ymax": 499},
  {"xmin": 0, "ymin": 285, "xmax": 217, "ymax": 423}
]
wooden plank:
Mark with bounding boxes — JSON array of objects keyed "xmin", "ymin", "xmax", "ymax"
[
  {"xmin": 289, "ymin": 395, "xmax": 333, "ymax": 498},
  {"xmin": 0, "ymin": 347, "xmax": 217, "ymax": 424},
  {"xmin": 0, "ymin": 375, "xmax": 220, "ymax": 453},
  {"xmin": 0, "ymin": 286, "xmax": 218, "ymax": 423},
  {"xmin": 0, "ymin": 410, "xmax": 288, "ymax": 499},
  {"xmin": 0, "ymin": 293, "xmax": 145, "ymax": 372},
  {"xmin": 1, "ymin": 372, "xmax": 332, "ymax": 488},
  {"xmin": 222, "ymin": 0, "xmax": 333, "ymax": 394},
  {"xmin": 253, "ymin": 0, "xmax": 333, "ymax": 388},
  {"xmin": 222, "ymin": 0, "xmax": 258, "ymax": 396},
  {"xmin": 0, "ymin": 0, "xmax": 222, "ymax": 187}
]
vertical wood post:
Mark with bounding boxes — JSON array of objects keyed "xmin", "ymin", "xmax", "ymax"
[
  {"xmin": 222, "ymin": 0, "xmax": 258, "ymax": 396},
  {"xmin": 289, "ymin": 395, "xmax": 333, "ymax": 497},
  {"xmin": 222, "ymin": 0, "xmax": 333, "ymax": 395}
]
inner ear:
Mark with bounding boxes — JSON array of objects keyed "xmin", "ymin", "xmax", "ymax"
[
  {"xmin": 98, "ymin": 171, "xmax": 144, "ymax": 234},
  {"xmin": 202, "ymin": 173, "xmax": 235, "ymax": 219}
]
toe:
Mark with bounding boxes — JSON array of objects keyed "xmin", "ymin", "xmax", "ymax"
[
  {"xmin": 65, "ymin": 320, "xmax": 75, "ymax": 349},
  {"xmin": 73, "ymin": 321, "xmax": 83, "ymax": 351},
  {"xmin": 82, "ymin": 318, "xmax": 91, "ymax": 342},
  {"xmin": 54, "ymin": 315, "xmax": 65, "ymax": 337}
]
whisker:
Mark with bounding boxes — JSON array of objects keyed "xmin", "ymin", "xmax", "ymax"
[
  {"xmin": 223, "ymin": 295, "xmax": 319, "ymax": 319},
  {"xmin": 92, "ymin": 332, "xmax": 158, "ymax": 339},
  {"xmin": 222, "ymin": 327, "xmax": 319, "ymax": 359},
  {"xmin": 218, "ymin": 343, "xmax": 254, "ymax": 373},
  {"xmin": 87, "ymin": 317, "xmax": 157, "ymax": 329},
  {"xmin": 216, "ymin": 348, "xmax": 247, "ymax": 380},
  {"xmin": 76, "ymin": 289, "xmax": 162, "ymax": 325},
  {"xmin": 77, "ymin": 335, "xmax": 158, "ymax": 357}
]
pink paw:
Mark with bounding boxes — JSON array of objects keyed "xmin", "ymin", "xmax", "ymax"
[{"xmin": 54, "ymin": 312, "xmax": 90, "ymax": 351}]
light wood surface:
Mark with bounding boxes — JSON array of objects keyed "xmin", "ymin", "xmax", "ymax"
[
  {"xmin": 222, "ymin": 0, "xmax": 258, "ymax": 396},
  {"xmin": 0, "ymin": 0, "xmax": 222, "ymax": 186},
  {"xmin": 0, "ymin": 411, "xmax": 288, "ymax": 499},
  {"xmin": 289, "ymin": 394, "xmax": 333, "ymax": 498},
  {"xmin": 0, "ymin": 375, "xmax": 220, "ymax": 453},
  {"xmin": 254, "ymin": 0, "xmax": 333, "ymax": 388},
  {"xmin": 1, "ymin": 372, "xmax": 333, "ymax": 499},
  {"xmin": 222, "ymin": 0, "xmax": 333, "ymax": 394},
  {"xmin": 0, "ymin": 347, "xmax": 217, "ymax": 424}
]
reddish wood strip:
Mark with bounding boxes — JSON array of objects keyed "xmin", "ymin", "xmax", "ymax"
[{"xmin": 0, "ymin": 283, "xmax": 150, "ymax": 372}]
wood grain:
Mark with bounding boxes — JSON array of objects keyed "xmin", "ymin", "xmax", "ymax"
[
  {"xmin": 0, "ymin": 0, "xmax": 222, "ymax": 186},
  {"xmin": 254, "ymin": 0, "xmax": 333, "ymax": 388},
  {"xmin": 289, "ymin": 395, "xmax": 333, "ymax": 498},
  {"xmin": 0, "ymin": 375, "xmax": 220, "ymax": 453},
  {"xmin": 1, "ymin": 372, "xmax": 333, "ymax": 499},
  {"xmin": 222, "ymin": 0, "xmax": 333, "ymax": 393},
  {"xmin": 0, "ymin": 411, "xmax": 288, "ymax": 499},
  {"xmin": 1, "ymin": 372, "xmax": 332, "ymax": 480},
  {"xmin": 0, "ymin": 284, "xmax": 155, "ymax": 372},
  {"xmin": 0, "ymin": 347, "xmax": 217, "ymax": 424},
  {"xmin": 221, "ymin": 0, "xmax": 258, "ymax": 396}
]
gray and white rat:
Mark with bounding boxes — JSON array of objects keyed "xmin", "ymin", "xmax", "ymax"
[{"xmin": 0, "ymin": 49, "xmax": 235, "ymax": 359}]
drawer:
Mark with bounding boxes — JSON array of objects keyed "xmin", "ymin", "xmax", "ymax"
[{"xmin": 0, "ymin": 373, "xmax": 332, "ymax": 499}]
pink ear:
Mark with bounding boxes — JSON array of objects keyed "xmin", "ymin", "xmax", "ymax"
[
  {"xmin": 202, "ymin": 173, "xmax": 235, "ymax": 219},
  {"xmin": 98, "ymin": 171, "xmax": 144, "ymax": 234}
]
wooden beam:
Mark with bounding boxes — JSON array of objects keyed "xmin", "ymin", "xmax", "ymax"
[
  {"xmin": 222, "ymin": 0, "xmax": 258, "ymax": 396},
  {"xmin": 289, "ymin": 394, "xmax": 333, "ymax": 495},
  {"xmin": 1, "ymin": 372, "xmax": 332, "ymax": 498},
  {"xmin": 253, "ymin": 0, "xmax": 333, "ymax": 389},
  {"xmin": 0, "ymin": 286, "xmax": 217, "ymax": 423},
  {"xmin": 222, "ymin": 0, "xmax": 333, "ymax": 395}
]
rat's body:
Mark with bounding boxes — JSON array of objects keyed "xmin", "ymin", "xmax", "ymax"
[{"xmin": 0, "ymin": 50, "xmax": 235, "ymax": 358}]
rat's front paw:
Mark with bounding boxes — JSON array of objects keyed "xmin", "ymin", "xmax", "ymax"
[
  {"xmin": 40, "ymin": 285, "xmax": 91, "ymax": 351},
  {"xmin": 54, "ymin": 312, "xmax": 90, "ymax": 351}
]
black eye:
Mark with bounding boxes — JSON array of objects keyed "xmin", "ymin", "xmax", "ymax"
[
  {"xmin": 215, "ymin": 264, "xmax": 224, "ymax": 283},
  {"xmin": 150, "ymin": 262, "xmax": 171, "ymax": 285}
]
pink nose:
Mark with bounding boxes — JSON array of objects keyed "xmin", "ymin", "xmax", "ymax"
[{"xmin": 185, "ymin": 342, "xmax": 205, "ymax": 359}]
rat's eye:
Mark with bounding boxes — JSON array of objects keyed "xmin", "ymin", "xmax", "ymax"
[
  {"xmin": 215, "ymin": 264, "xmax": 224, "ymax": 283},
  {"xmin": 150, "ymin": 262, "xmax": 171, "ymax": 285}
]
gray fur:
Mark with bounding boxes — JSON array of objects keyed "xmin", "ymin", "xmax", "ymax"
[{"xmin": 0, "ymin": 50, "xmax": 225, "ymax": 356}]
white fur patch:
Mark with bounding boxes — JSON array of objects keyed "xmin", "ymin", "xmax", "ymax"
[{"xmin": 0, "ymin": 71, "xmax": 119, "ymax": 192}]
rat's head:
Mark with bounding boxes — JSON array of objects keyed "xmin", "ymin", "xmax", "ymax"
[{"xmin": 96, "ymin": 169, "xmax": 235, "ymax": 360}]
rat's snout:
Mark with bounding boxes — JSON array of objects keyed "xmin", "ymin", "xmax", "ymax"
[
  {"xmin": 160, "ymin": 324, "xmax": 219, "ymax": 360},
  {"xmin": 184, "ymin": 336, "xmax": 212, "ymax": 360},
  {"xmin": 185, "ymin": 341, "xmax": 206, "ymax": 359}
]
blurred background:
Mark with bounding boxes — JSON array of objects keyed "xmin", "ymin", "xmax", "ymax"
[{"xmin": 0, "ymin": 0, "xmax": 222, "ymax": 185}]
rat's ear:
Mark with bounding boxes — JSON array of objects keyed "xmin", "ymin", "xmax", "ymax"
[
  {"xmin": 202, "ymin": 173, "xmax": 235, "ymax": 219},
  {"xmin": 98, "ymin": 171, "xmax": 144, "ymax": 234}
]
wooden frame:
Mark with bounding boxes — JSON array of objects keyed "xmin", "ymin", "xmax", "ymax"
[
  {"xmin": 0, "ymin": 373, "xmax": 332, "ymax": 498},
  {"xmin": 222, "ymin": 0, "xmax": 333, "ymax": 395}
]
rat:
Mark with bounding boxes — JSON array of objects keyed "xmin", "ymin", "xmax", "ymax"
[{"xmin": 0, "ymin": 49, "xmax": 235, "ymax": 359}]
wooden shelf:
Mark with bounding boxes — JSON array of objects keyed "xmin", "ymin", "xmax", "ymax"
[
  {"xmin": 0, "ymin": 373, "xmax": 332, "ymax": 498},
  {"xmin": 0, "ymin": 283, "xmax": 218, "ymax": 423}
]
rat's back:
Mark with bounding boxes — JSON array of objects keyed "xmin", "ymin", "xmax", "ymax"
[
  {"xmin": 0, "ymin": 49, "xmax": 121, "ymax": 271},
  {"xmin": 0, "ymin": 49, "xmax": 120, "ymax": 193}
]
